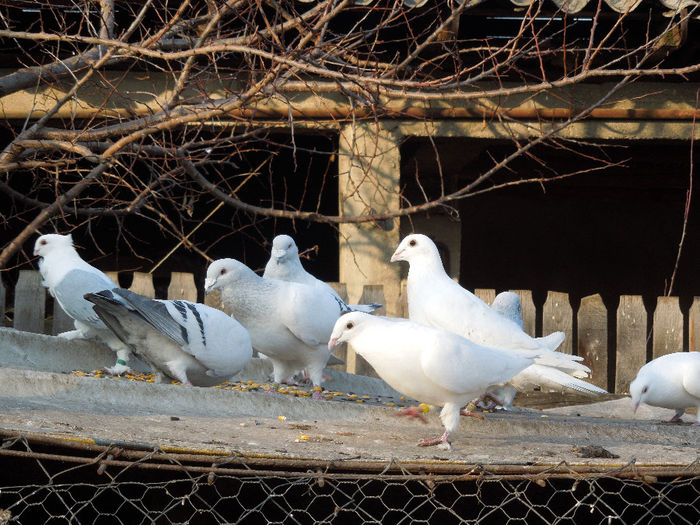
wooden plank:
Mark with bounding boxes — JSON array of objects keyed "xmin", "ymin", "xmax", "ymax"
[
  {"xmin": 652, "ymin": 296, "xmax": 683, "ymax": 359},
  {"xmin": 615, "ymin": 295, "xmax": 647, "ymax": 394},
  {"xmin": 167, "ymin": 272, "xmax": 197, "ymax": 302},
  {"xmin": 129, "ymin": 272, "xmax": 155, "ymax": 298},
  {"xmin": 512, "ymin": 290, "xmax": 536, "ymax": 337},
  {"xmin": 542, "ymin": 291, "xmax": 573, "ymax": 354},
  {"xmin": 104, "ymin": 271, "xmax": 120, "ymax": 286},
  {"xmin": 690, "ymin": 297, "xmax": 700, "ymax": 352},
  {"xmin": 399, "ymin": 279, "xmax": 408, "ymax": 319},
  {"xmin": 475, "ymin": 288, "xmax": 496, "ymax": 306},
  {"xmin": 347, "ymin": 285, "xmax": 385, "ymax": 378},
  {"xmin": 326, "ymin": 282, "xmax": 349, "ymax": 371},
  {"xmin": 51, "ymin": 302, "xmax": 75, "ymax": 335},
  {"xmin": 13, "ymin": 270, "xmax": 45, "ymax": 334},
  {"xmin": 577, "ymin": 294, "xmax": 608, "ymax": 390},
  {"xmin": 0, "ymin": 277, "xmax": 5, "ymax": 326}
]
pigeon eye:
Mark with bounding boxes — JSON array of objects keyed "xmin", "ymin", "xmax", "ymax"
[
  {"xmin": 641, "ymin": 386, "xmax": 648, "ymax": 394},
  {"xmin": 409, "ymin": 239, "xmax": 416, "ymax": 247},
  {"xmin": 346, "ymin": 322, "xmax": 354, "ymax": 330},
  {"xmin": 40, "ymin": 240, "xmax": 47, "ymax": 246},
  {"xmin": 220, "ymin": 268, "xmax": 227, "ymax": 275}
]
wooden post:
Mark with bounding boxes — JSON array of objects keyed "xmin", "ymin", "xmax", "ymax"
[
  {"xmin": 399, "ymin": 279, "xmax": 408, "ymax": 319},
  {"xmin": 104, "ymin": 271, "xmax": 120, "ymax": 287},
  {"xmin": 167, "ymin": 272, "xmax": 197, "ymax": 302},
  {"xmin": 513, "ymin": 290, "xmax": 536, "ymax": 337},
  {"xmin": 327, "ymin": 282, "xmax": 350, "ymax": 371},
  {"xmin": 0, "ymin": 277, "xmax": 5, "ymax": 327},
  {"xmin": 347, "ymin": 284, "xmax": 385, "ymax": 377},
  {"xmin": 577, "ymin": 294, "xmax": 607, "ymax": 390},
  {"xmin": 652, "ymin": 296, "xmax": 683, "ymax": 359},
  {"xmin": 51, "ymin": 302, "xmax": 75, "ymax": 335},
  {"xmin": 542, "ymin": 291, "xmax": 573, "ymax": 354},
  {"xmin": 475, "ymin": 288, "xmax": 496, "ymax": 306},
  {"xmin": 14, "ymin": 270, "xmax": 45, "ymax": 334},
  {"xmin": 129, "ymin": 272, "xmax": 155, "ymax": 298},
  {"xmin": 615, "ymin": 295, "xmax": 647, "ymax": 394},
  {"xmin": 689, "ymin": 297, "xmax": 699, "ymax": 352}
]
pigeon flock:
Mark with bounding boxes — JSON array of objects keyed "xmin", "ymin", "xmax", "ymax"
[{"xmin": 32, "ymin": 232, "xmax": 698, "ymax": 448}]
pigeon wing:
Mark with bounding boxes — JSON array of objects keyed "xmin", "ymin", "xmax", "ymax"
[
  {"xmin": 83, "ymin": 290, "xmax": 133, "ymax": 345},
  {"xmin": 419, "ymin": 331, "xmax": 533, "ymax": 395},
  {"xmin": 53, "ymin": 269, "xmax": 117, "ymax": 327},
  {"xmin": 278, "ymin": 284, "xmax": 339, "ymax": 347},
  {"xmin": 112, "ymin": 288, "xmax": 188, "ymax": 347}
]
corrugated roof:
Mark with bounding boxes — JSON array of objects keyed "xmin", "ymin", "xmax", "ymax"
[{"xmin": 320, "ymin": 0, "xmax": 699, "ymax": 15}]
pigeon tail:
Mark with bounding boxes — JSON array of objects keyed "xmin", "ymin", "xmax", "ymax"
[
  {"xmin": 345, "ymin": 302, "xmax": 382, "ymax": 314},
  {"xmin": 536, "ymin": 331, "xmax": 566, "ymax": 351}
]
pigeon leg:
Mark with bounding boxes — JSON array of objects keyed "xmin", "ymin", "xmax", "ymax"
[
  {"xmin": 668, "ymin": 409, "xmax": 685, "ymax": 423},
  {"xmin": 103, "ymin": 351, "xmax": 131, "ymax": 376},
  {"xmin": 395, "ymin": 404, "xmax": 429, "ymax": 424},
  {"xmin": 472, "ymin": 392, "xmax": 504, "ymax": 411},
  {"xmin": 311, "ymin": 386, "xmax": 324, "ymax": 400},
  {"xmin": 418, "ymin": 430, "xmax": 451, "ymax": 448}
]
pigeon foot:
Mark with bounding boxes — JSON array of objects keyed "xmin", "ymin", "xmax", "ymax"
[
  {"xmin": 418, "ymin": 430, "xmax": 451, "ymax": 448},
  {"xmin": 102, "ymin": 363, "xmax": 131, "ymax": 376},
  {"xmin": 395, "ymin": 404, "xmax": 430, "ymax": 424},
  {"xmin": 459, "ymin": 408, "xmax": 486, "ymax": 420}
]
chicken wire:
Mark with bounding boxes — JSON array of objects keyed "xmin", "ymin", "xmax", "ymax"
[{"xmin": 0, "ymin": 433, "xmax": 698, "ymax": 524}]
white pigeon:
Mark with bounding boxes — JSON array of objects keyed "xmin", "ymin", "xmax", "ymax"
[
  {"xmin": 33, "ymin": 233, "xmax": 132, "ymax": 375},
  {"xmin": 391, "ymin": 234, "xmax": 605, "ymax": 407},
  {"xmin": 84, "ymin": 288, "xmax": 252, "ymax": 387},
  {"xmin": 205, "ymin": 258, "xmax": 342, "ymax": 399},
  {"xmin": 491, "ymin": 291, "xmax": 524, "ymax": 329},
  {"xmin": 263, "ymin": 234, "xmax": 381, "ymax": 314},
  {"xmin": 328, "ymin": 312, "xmax": 543, "ymax": 448},
  {"xmin": 629, "ymin": 352, "xmax": 700, "ymax": 425}
]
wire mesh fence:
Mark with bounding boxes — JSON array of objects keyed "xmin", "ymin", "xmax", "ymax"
[{"xmin": 0, "ymin": 432, "xmax": 698, "ymax": 524}]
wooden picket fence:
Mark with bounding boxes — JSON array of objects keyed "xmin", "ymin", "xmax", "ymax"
[{"xmin": 1, "ymin": 270, "xmax": 699, "ymax": 394}]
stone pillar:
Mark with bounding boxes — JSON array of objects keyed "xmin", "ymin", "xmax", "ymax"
[{"xmin": 338, "ymin": 121, "xmax": 402, "ymax": 318}]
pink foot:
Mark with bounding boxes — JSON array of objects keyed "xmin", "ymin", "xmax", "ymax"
[
  {"xmin": 459, "ymin": 409, "xmax": 485, "ymax": 420},
  {"xmin": 395, "ymin": 405, "xmax": 429, "ymax": 424},
  {"xmin": 312, "ymin": 388, "xmax": 324, "ymax": 400},
  {"xmin": 418, "ymin": 430, "xmax": 451, "ymax": 448}
]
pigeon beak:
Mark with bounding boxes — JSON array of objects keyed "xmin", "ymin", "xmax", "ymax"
[
  {"xmin": 328, "ymin": 337, "xmax": 339, "ymax": 350},
  {"xmin": 203, "ymin": 277, "xmax": 216, "ymax": 294},
  {"xmin": 390, "ymin": 248, "xmax": 403, "ymax": 263},
  {"xmin": 271, "ymin": 249, "xmax": 285, "ymax": 260},
  {"xmin": 633, "ymin": 401, "xmax": 639, "ymax": 414}
]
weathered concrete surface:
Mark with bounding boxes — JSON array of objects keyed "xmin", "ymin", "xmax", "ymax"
[{"xmin": 0, "ymin": 328, "xmax": 698, "ymax": 467}]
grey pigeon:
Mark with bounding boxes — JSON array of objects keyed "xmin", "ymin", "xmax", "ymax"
[
  {"xmin": 263, "ymin": 234, "xmax": 381, "ymax": 313},
  {"xmin": 205, "ymin": 257, "xmax": 342, "ymax": 398},
  {"xmin": 84, "ymin": 288, "xmax": 252, "ymax": 386},
  {"xmin": 33, "ymin": 233, "xmax": 132, "ymax": 375}
]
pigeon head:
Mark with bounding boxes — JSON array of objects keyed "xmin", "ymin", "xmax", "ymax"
[
  {"xmin": 270, "ymin": 234, "xmax": 297, "ymax": 264},
  {"xmin": 33, "ymin": 233, "xmax": 74, "ymax": 258},
  {"xmin": 390, "ymin": 234, "xmax": 442, "ymax": 266},
  {"xmin": 328, "ymin": 311, "xmax": 370, "ymax": 350},
  {"xmin": 629, "ymin": 375, "xmax": 651, "ymax": 413},
  {"xmin": 204, "ymin": 258, "xmax": 256, "ymax": 294}
]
